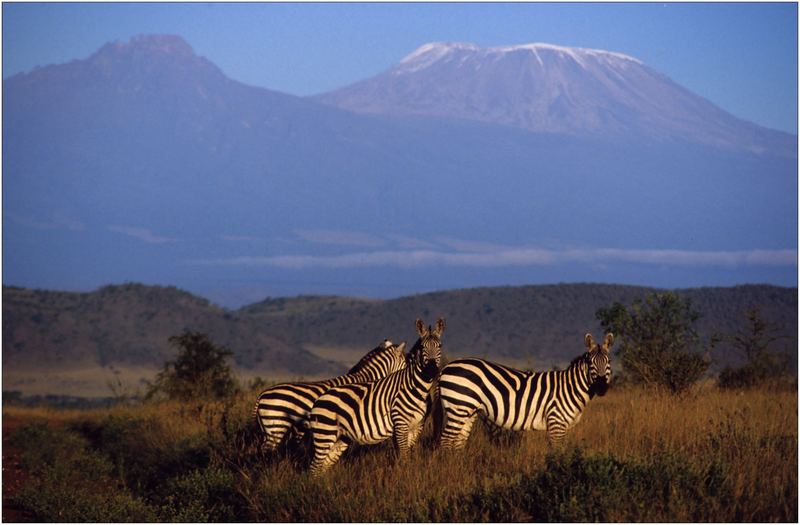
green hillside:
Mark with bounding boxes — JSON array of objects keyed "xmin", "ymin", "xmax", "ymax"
[
  {"xmin": 2, "ymin": 284, "xmax": 340, "ymax": 375},
  {"xmin": 3, "ymin": 282, "xmax": 796, "ymax": 397},
  {"xmin": 242, "ymin": 283, "xmax": 796, "ymax": 367}
]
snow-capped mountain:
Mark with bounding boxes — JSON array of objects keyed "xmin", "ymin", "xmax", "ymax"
[
  {"xmin": 315, "ymin": 42, "xmax": 795, "ymax": 156},
  {"xmin": 3, "ymin": 35, "xmax": 796, "ymax": 306}
]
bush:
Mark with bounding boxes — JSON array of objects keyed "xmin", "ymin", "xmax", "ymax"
[
  {"xmin": 718, "ymin": 361, "xmax": 795, "ymax": 390},
  {"xmin": 596, "ymin": 292, "xmax": 711, "ymax": 394},
  {"xmin": 449, "ymin": 448, "xmax": 730, "ymax": 522},
  {"xmin": 159, "ymin": 466, "xmax": 245, "ymax": 522},
  {"xmin": 73, "ymin": 415, "xmax": 211, "ymax": 495},
  {"xmin": 9, "ymin": 424, "xmax": 158, "ymax": 522},
  {"xmin": 146, "ymin": 331, "xmax": 238, "ymax": 403},
  {"xmin": 718, "ymin": 308, "xmax": 792, "ymax": 389}
]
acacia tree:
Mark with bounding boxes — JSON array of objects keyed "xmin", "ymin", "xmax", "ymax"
[
  {"xmin": 718, "ymin": 307, "xmax": 791, "ymax": 389},
  {"xmin": 596, "ymin": 292, "xmax": 711, "ymax": 394},
  {"xmin": 146, "ymin": 331, "xmax": 238, "ymax": 402}
]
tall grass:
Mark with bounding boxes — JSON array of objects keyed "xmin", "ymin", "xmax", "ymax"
[{"xmin": 3, "ymin": 384, "xmax": 796, "ymax": 522}]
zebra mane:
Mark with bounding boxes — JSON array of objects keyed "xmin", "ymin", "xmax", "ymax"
[
  {"xmin": 347, "ymin": 344, "xmax": 389, "ymax": 375},
  {"xmin": 568, "ymin": 352, "xmax": 591, "ymax": 368},
  {"xmin": 408, "ymin": 338, "xmax": 423, "ymax": 357}
]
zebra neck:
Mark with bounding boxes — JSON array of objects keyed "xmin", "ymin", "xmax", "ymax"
[
  {"xmin": 565, "ymin": 360, "xmax": 593, "ymax": 404},
  {"xmin": 346, "ymin": 370, "xmax": 374, "ymax": 383},
  {"xmin": 402, "ymin": 362, "xmax": 435, "ymax": 390}
]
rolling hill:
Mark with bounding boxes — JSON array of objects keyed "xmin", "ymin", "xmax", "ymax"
[
  {"xmin": 2, "ymin": 283, "xmax": 341, "ymax": 376},
  {"xmin": 3, "ymin": 282, "xmax": 796, "ymax": 397}
]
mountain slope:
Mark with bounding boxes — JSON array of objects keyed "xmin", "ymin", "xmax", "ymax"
[
  {"xmin": 315, "ymin": 42, "xmax": 796, "ymax": 157},
  {"xmin": 3, "ymin": 35, "xmax": 796, "ymax": 306}
]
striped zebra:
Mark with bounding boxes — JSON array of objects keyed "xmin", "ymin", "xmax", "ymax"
[
  {"xmin": 436, "ymin": 332, "xmax": 613, "ymax": 449},
  {"xmin": 254, "ymin": 339, "xmax": 407, "ymax": 452},
  {"xmin": 307, "ymin": 318, "xmax": 445, "ymax": 476}
]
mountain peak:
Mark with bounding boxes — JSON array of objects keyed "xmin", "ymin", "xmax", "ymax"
[
  {"xmin": 78, "ymin": 33, "xmax": 229, "ymax": 86},
  {"xmin": 400, "ymin": 42, "xmax": 479, "ymax": 61},
  {"xmin": 93, "ymin": 34, "xmax": 196, "ymax": 59},
  {"xmin": 315, "ymin": 40, "xmax": 795, "ymax": 155}
]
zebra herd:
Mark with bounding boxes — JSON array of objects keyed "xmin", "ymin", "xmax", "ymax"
[{"xmin": 255, "ymin": 318, "xmax": 613, "ymax": 476}]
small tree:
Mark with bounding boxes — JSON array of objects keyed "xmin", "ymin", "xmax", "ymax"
[
  {"xmin": 146, "ymin": 331, "xmax": 238, "ymax": 402},
  {"xmin": 718, "ymin": 307, "xmax": 791, "ymax": 389},
  {"xmin": 596, "ymin": 292, "xmax": 711, "ymax": 394}
]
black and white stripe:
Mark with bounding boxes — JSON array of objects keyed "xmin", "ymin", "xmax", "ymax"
[
  {"xmin": 254, "ymin": 340, "xmax": 407, "ymax": 452},
  {"xmin": 307, "ymin": 318, "xmax": 445, "ymax": 476},
  {"xmin": 436, "ymin": 332, "xmax": 613, "ymax": 449}
]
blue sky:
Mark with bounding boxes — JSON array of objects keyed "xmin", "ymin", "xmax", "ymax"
[{"xmin": 3, "ymin": 2, "xmax": 798, "ymax": 134}]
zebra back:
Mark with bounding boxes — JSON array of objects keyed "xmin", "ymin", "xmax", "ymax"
[{"xmin": 254, "ymin": 339, "xmax": 407, "ymax": 451}]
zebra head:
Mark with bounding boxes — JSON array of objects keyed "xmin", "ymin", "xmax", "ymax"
[
  {"xmin": 583, "ymin": 332, "xmax": 614, "ymax": 397},
  {"xmin": 411, "ymin": 317, "xmax": 445, "ymax": 380}
]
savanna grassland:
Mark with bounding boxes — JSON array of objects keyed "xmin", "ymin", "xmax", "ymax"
[{"xmin": 3, "ymin": 383, "xmax": 796, "ymax": 522}]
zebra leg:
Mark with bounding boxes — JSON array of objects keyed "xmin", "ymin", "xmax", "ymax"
[
  {"xmin": 546, "ymin": 413, "xmax": 568, "ymax": 447},
  {"xmin": 308, "ymin": 422, "xmax": 342, "ymax": 477},
  {"xmin": 309, "ymin": 437, "xmax": 349, "ymax": 477},
  {"xmin": 392, "ymin": 419, "xmax": 413, "ymax": 458},
  {"xmin": 483, "ymin": 417, "xmax": 522, "ymax": 446},
  {"xmin": 255, "ymin": 408, "xmax": 294, "ymax": 453},
  {"xmin": 260, "ymin": 425, "xmax": 290, "ymax": 453},
  {"xmin": 290, "ymin": 426, "xmax": 307, "ymax": 449},
  {"xmin": 286, "ymin": 425, "xmax": 315, "ymax": 466},
  {"xmin": 484, "ymin": 418, "xmax": 505, "ymax": 443},
  {"xmin": 406, "ymin": 420, "xmax": 424, "ymax": 450},
  {"xmin": 393, "ymin": 419, "xmax": 423, "ymax": 458},
  {"xmin": 439, "ymin": 406, "xmax": 478, "ymax": 450},
  {"xmin": 325, "ymin": 439, "xmax": 349, "ymax": 468}
]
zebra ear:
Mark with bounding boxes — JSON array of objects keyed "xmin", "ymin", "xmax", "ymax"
[
  {"xmin": 416, "ymin": 319, "xmax": 427, "ymax": 337},
  {"xmin": 603, "ymin": 333, "xmax": 614, "ymax": 350},
  {"xmin": 433, "ymin": 317, "xmax": 446, "ymax": 337},
  {"xmin": 383, "ymin": 339, "xmax": 393, "ymax": 348},
  {"xmin": 584, "ymin": 333, "xmax": 595, "ymax": 349},
  {"xmin": 396, "ymin": 341, "xmax": 407, "ymax": 353}
]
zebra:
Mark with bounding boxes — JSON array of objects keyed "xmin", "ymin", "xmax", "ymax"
[
  {"xmin": 254, "ymin": 339, "xmax": 407, "ymax": 453},
  {"xmin": 435, "ymin": 332, "xmax": 613, "ymax": 450},
  {"xmin": 307, "ymin": 318, "xmax": 445, "ymax": 476}
]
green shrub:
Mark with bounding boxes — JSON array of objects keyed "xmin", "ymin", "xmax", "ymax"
[
  {"xmin": 159, "ymin": 466, "xmax": 245, "ymax": 522},
  {"xmin": 146, "ymin": 331, "xmax": 239, "ymax": 403},
  {"xmin": 596, "ymin": 292, "xmax": 711, "ymax": 394},
  {"xmin": 73, "ymin": 415, "xmax": 211, "ymax": 495},
  {"xmin": 447, "ymin": 448, "xmax": 730, "ymax": 522},
  {"xmin": 9, "ymin": 423, "xmax": 158, "ymax": 522},
  {"xmin": 718, "ymin": 307, "xmax": 792, "ymax": 389}
]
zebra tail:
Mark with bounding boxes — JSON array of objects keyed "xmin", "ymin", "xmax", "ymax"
[{"xmin": 252, "ymin": 392, "xmax": 265, "ymax": 433}]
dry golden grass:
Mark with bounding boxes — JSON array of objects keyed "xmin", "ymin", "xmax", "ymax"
[
  {"xmin": 4, "ymin": 384, "xmax": 797, "ymax": 522},
  {"xmin": 232, "ymin": 383, "xmax": 797, "ymax": 521}
]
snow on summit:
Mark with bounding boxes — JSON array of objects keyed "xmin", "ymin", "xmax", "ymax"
[{"xmin": 397, "ymin": 41, "xmax": 643, "ymax": 73}]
